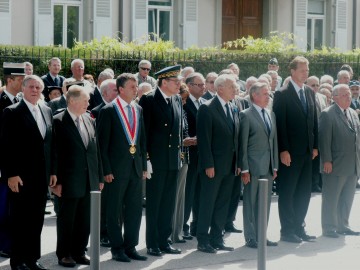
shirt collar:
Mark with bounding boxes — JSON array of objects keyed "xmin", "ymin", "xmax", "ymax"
[
  {"xmin": 158, "ymin": 88, "xmax": 171, "ymax": 101},
  {"xmin": 118, "ymin": 96, "xmax": 132, "ymax": 108},
  {"xmin": 67, "ymin": 108, "xmax": 82, "ymax": 122},
  {"xmin": 3, "ymin": 90, "xmax": 16, "ymax": 102},
  {"xmin": 23, "ymin": 97, "xmax": 38, "ymax": 112},
  {"xmin": 290, "ymin": 78, "xmax": 305, "ymax": 94},
  {"xmin": 217, "ymin": 95, "xmax": 228, "ymax": 107},
  {"xmin": 252, "ymin": 103, "xmax": 266, "ymax": 114}
]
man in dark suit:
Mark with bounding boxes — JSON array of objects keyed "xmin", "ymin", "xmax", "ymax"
[
  {"xmin": 51, "ymin": 85, "xmax": 103, "ymax": 267},
  {"xmin": 182, "ymin": 73, "xmax": 206, "ymax": 239},
  {"xmin": 97, "ymin": 73, "xmax": 147, "ymax": 262},
  {"xmin": 0, "ymin": 63, "xmax": 25, "ymax": 259},
  {"xmin": 202, "ymin": 72, "xmax": 218, "ymax": 100},
  {"xmin": 88, "ymin": 70, "xmax": 113, "ymax": 110},
  {"xmin": 196, "ymin": 74, "xmax": 241, "ymax": 253},
  {"xmin": 41, "ymin": 57, "xmax": 65, "ymax": 102},
  {"xmin": 240, "ymin": 82, "xmax": 279, "ymax": 248},
  {"xmin": 139, "ymin": 65, "xmax": 183, "ymax": 257},
  {"xmin": 1, "ymin": 75, "xmax": 56, "ymax": 270},
  {"xmin": 319, "ymin": 84, "xmax": 360, "ymax": 238},
  {"xmin": 90, "ymin": 79, "xmax": 118, "ymax": 121},
  {"xmin": 273, "ymin": 56, "xmax": 318, "ymax": 243}
]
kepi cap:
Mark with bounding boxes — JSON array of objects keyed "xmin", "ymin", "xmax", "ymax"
[
  {"xmin": 268, "ymin": 58, "xmax": 279, "ymax": 65},
  {"xmin": 155, "ymin": 65, "xmax": 182, "ymax": 79},
  {"xmin": 65, "ymin": 81, "xmax": 84, "ymax": 90},
  {"xmin": 48, "ymin": 86, "xmax": 63, "ymax": 94},
  {"xmin": 349, "ymin": 80, "xmax": 360, "ymax": 87},
  {"xmin": 3, "ymin": 62, "xmax": 26, "ymax": 76}
]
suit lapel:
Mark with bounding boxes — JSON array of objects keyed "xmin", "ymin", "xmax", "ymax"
[
  {"xmin": 64, "ymin": 110, "xmax": 87, "ymax": 148},
  {"xmin": 60, "ymin": 95, "xmax": 67, "ymax": 108},
  {"xmin": 39, "ymin": 104, "xmax": 51, "ymax": 139},
  {"xmin": 18, "ymin": 100, "xmax": 43, "ymax": 140},
  {"xmin": 250, "ymin": 106, "xmax": 269, "ymax": 136},
  {"xmin": 289, "ymin": 82, "xmax": 307, "ymax": 116},
  {"xmin": 154, "ymin": 89, "xmax": 171, "ymax": 122},
  {"xmin": 335, "ymin": 105, "xmax": 354, "ymax": 132},
  {"xmin": 170, "ymin": 95, "xmax": 181, "ymax": 133},
  {"xmin": 186, "ymin": 97, "xmax": 198, "ymax": 118},
  {"xmin": 214, "ymin": 96, "xmax": 233, "ymax": 133}
]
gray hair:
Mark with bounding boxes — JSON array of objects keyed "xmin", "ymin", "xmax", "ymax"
[
  {"xmin": 138, "ymin": 82, "xmax": 152, "ymax": 92},
  {"xmin": 71, "ymin": 59, "xmax": 84, "ymax": 69},
  {"xmin": 66, "ymin": 85, "xmax": 88, "ymax": 105},
  {"xmin": 249, "ymin": 82, "xmax": 269, "ymax": 102},
  {"xmin": 337, "ymin": 70, "xmax": 350, "ymax": 80},
  {"xmin": 22, "ymin": 75, "xmax": 44, "ymax": 90},
  {"xmin": 98, "ymin": 71, "xmax": 114, "ymax": 82},
  {"xmin": 320, "ymin": 74, "xmax": 334, "ymax": 85},
  {"xmin": 206, "ymin": 72, "xmax": 218, "ymax": 81},
  {"xmin": 138, "ymin": 60, "xmax": 151, "ymax": 68},
  {"xmin": 100, "ymin": 79, "xmax": 117, "ymax": 96},
  {"xmin": 214, "ymin": 74, "xmax": 236, "ymax": 90},
  {"xmin": 266, "ymin": 70, "xmax": 278, "ymax": 77},
  {"xmin": 332, "ymin": 84, "xmax": 349, "ymax": 97},
  {"xmin": 48, "ymin": 57, "xmax": 61, "ymax": 65},
  {"xmin": 185, "ymin": 72, "xmax": 205, "ymax": 84},
  {"xmin": 181, "ymin": 67, "xmax": 195, "ymax": 78}
]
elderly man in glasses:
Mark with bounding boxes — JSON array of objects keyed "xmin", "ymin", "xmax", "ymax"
[{"xmin": 135, "ymin": 60, "xmax": 157, "ymax": 90}]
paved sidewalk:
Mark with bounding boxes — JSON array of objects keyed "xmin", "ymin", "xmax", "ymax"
[{"xmin": 1, "ymin": 191, "xmax": 360, "ymax": 270}]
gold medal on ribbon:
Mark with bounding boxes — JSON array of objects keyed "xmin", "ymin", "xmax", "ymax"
[{"xmin": 129, "ymin": 145, "xmax": 136, "ymax": 154}]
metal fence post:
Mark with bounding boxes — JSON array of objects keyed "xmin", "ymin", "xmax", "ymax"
[
  {"xmin": 258, "ymin": 179, "xmax": 268, "ymax": 270},
  {"xmin": 90, "ymin": 191, "xmax": 101, "ymax": 270}
]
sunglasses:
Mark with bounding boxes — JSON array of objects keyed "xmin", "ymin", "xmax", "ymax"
[{"xmin": 140, "ymin": 67, "xmax": 151, "ymax": 71}]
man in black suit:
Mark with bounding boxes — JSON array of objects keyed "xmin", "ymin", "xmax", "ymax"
[
  {"xmin": 196, "ymin": 74, "xmax": 241, "ymax": 253},
  {"xmin": 88, "ymin": 70, "xmax": 114, "ymax": 110},
  {"xmin": 139, "ymin": 65, "xmax": 183, "ymax": 257},
  {"xmin": 41, "ymin": 57, "xmax": 65, "ymax": 102},
  {"xmin": 1, "ymin": 75, "xmax": 56, "ymax": 270},
  {"xmin": 0, "ymin": 63, "xmax": 26, "ymax": 259},
  {"xmin": 51, "ymin": 85, "xmax": 103, "ymax": 267},
  {"xmin": 90, "ymin": 79, "xmax": 118, "ymax": 120},
  {"xmin": 97, "ymin": 73, "xmax": 147, "ymax": 262},
  {"xmin": 182, "ymin": 72, "xmax": 206, "ymax": 239},
  {"xmin": 273, "ymin": 56, "xmax": 318, "ymax": 243}
]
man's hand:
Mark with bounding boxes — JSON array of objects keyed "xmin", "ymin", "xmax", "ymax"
[
  {"xmin": 142, "ymin": 171, "xmax": 147, "ymax": 180},
  {"xmin": 236, "ymin": 167, "xmax": 241, "ymax": 176},
  {"xmin": 8, "ymin": 176, "xmax": 23, "ymax": 193},
  {"xmin": 272, "ymin": 170, "xmax": 278, "ymax": 180},
  {"xmin": 312, "ymin": 149, "xmax": 318, "ymax": 160},
  {"xmin": 104, "ymin": 174, "xmax": 114, "ymax": 183},
  {"xmin": 280, "ymin": 151, "xmax": 291, "ymax": 166},
  {"xmin": 99, "ymin": 183, "xmax": 104, "ymax": 191},
  {"xmin": 51, "ymin": 184, "xmax": 62, "ymax": 197},
  {"xmin": 49, "ymin": 175, "xmax": 57, "ymax": 188},
  {"xmin": 323, "ymin": 162, "xmax": 332, "ymax": 174},
  {"xmin": 241, "ymin": 172, "xmax": 250, "ymax": 185},
  {"xmin": 205, "ymin": 167, "xmax": 215, "ymax": 178}
]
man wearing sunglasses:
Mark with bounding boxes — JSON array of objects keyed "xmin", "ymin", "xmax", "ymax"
[{"xmin": 135, "ymin": 60, "xmax": 157, "ymax": 90}]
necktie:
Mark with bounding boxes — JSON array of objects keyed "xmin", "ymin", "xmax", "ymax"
[
  {"xmin": 75, "ymin": 117, "xmax": 88, "ymax": 147},
  {"xmin": 299, "ymin": 89, "xmax": 307, "ymax": 113},
  {"xmin": 261, "ymin": 108, "xmax": 271, "ymax": 135},
  {"xmin": 13, "ymin": 97, "xmax": 19, "ymax": 104},
  {"xmin": 225, "ymin": 103, "xmax": 234, "ymax": 131},
  {"xmin": 166, "ymin": 97, "xmax": 171, "ymax": 106},
  {"xmin": 127, "ymin": 104, "xmax": 134, "ymax": 131},
  {"xmin": 54, "ymin": 77, "xmax": 59, "ymax": 86},
  {"xmin": 33, "ymin": 106, "xmax": 46, "ymax": 138},
  {"xmin": 195, "ymin": 99, "xmax": 201, "ymax": 109}
]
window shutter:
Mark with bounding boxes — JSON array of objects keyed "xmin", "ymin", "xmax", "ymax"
[
  {"xmin": 335, "ymin": 0, "xmax": 347, "ymax": 51},
  {"xmin": 0, "ymin": 0, "xmax": 11, "ymax": 44},
  {"xmin": 293, "ymin": 0, "xmax": 307, "ymax": 51},
  {"xmin": 34, "ymin": 0, "xmax": 53, "ymax": 46},
  {"xmin": 94, "ymin": 0, "xmax": 112, "ymax": 39},
  {"xmin": 132, "ymin": 0, "xmax": 147, "ymax": 41},
  {"xmin": 183, "ymin": 0, "xmax": 198, "ymax": 48}
]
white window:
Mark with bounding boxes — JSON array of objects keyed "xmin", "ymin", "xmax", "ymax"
[
  {"xmin": 53, "ymin": 0, "xmax": 82, "ymax": 47},
  {"xmin": 307, "ymin": 0, "xmax": 325, "ymax": 50},
  {"xmin": 148, "ymin": 0, "xmax": 172, "ymax": 41}
]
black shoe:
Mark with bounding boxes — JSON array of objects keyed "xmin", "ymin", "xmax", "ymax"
[
  {"xmin": 100, "ymin": 236, "xmax": 111, "ymax": 247},
  {"xmin": 212, "ymin": 243, "xmax": 234, "ymax": 251},
  {"xmin": 125, "ymin": 249, "xmax": 147, "ymax": 261},
  {"xmin": 224, "ymin": 224, "xmax": 243, "ymax": 233},
  {"xmin": 112, "ymin": 251, "xmax": 131, "ymax": 262},
  {"xmin": 73, "ymin": 255, "xmax": 90, "ymax": 265},
  {"xmin": 245, "ymin": 239, "xmax": 258, "ymax": 249},
  {"xmin": 280, "ymin": 234, "xmax": 302, "ymax": 243},
  {"xmin": 147, "ymin": 248, "xmax": 162, "ymax": 257},
  {"xmin": 174, "ymin": 238, "xmax": 186, "ymax": 243},
  {"xmin": 167, "ymin": 239, "xmax": 173, "ymax": 245},
  {"xmin": 160, "ymin": 245, "xmax": 181, "ymax": 254},
  {"xmin": 266, "ymin": 240, "xmax": 278, "ymax": 246},
  {"xmin": 197, "ymin": 243, "xmax": 217, "ymax": 253},
  {"xmin": 0, "ymin": 250, "xmax": 10, "ymax": 258},
  {"xmin": 182, "ymin": 231, "xmax": 193, "ymax": 240},
  {"xmin": 58, "ymin": 257, "xmax": 76, "ymax": 268},
  {"xmin": 295, "ymin": 231, "xmax": 316, "ymax": 241},
  {"xmin": 26, "ymin": 261, "xmax": 48, "ymax": 270},
  {"xmin": 337, "ymin": 229, "xmax": 360, "ymax": 236},
  {"xmin": 323, "ymin": 231, "xmax": 339, "ymax": 238},
  {"xmin": 44, "ymin": 210, "xmax": 51, "ymax": 215},
  {"xmin": 11, "ymin": 263, "xmax": 31, "ymax": 270}
]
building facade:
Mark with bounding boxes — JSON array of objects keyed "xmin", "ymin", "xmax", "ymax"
[{"xmin": 0, "ymin": 0, "xmax": 359, "ymax": 51}]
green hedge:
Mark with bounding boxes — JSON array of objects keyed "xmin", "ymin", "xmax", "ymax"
[{"xmin": 1, "ymin": 44, "xmax": 359, "ymax": 82}]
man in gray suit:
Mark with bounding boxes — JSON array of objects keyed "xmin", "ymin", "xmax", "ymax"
[
  {"xmin": 319, "ymin": 84, "xmax": 360, "ymax": 238},
  {"xmin": 240, "ymin": 82, "xmax": 279, "ymax": 248}
]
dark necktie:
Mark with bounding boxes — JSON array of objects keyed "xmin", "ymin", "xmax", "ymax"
[
  {"xmin": 54, "ymin": 77, "xmax": 59, "ymax": 86},
  {"xmin": 225, "ymin": 103, "xmax": 234, "ymax": 131},
  {"xmin": 299, "ymin": 89, "xmax": 307, "ymax": 113},
  {"xmin": 13, "ymin": 97, "xmax": 19, "ymax": 104},
  {"xmin": 261, "ymin": 108, "xmax": 271, "ymax": 135}
]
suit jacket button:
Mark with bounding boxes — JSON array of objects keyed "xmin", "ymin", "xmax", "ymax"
[
  {"xmin": 165, "ymin": 123, "xmax": 168, "ymax": 126},
  {"xmin": 170, "ymin": 134, "xmax": 172, "ymax": 137},
  {"xmin": 178, "ymin": 145, "xmax": 180, "ymax": 148},
  {"xmin": 169, "ymin": 145, "xmax": 171, "ymax": 147}
]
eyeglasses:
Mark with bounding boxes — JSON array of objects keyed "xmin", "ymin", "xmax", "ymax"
[
  {"xmin": 206, "ymin": 81, "xmax": 215, "ymax": 84},
  {"xmin": 311, "ymin": 84, "xmax": 320, "ymax": 87},
  {"xmin": 191, "ymin": 83, "xmax": 205, "ymax": 88},
  {"xmin": 166, "ymin": 78, "xmax": 181, "ymax": 84},
  {"xmin": 140, "ymin": 67, "xmax": 151, "ymax": 71}
]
